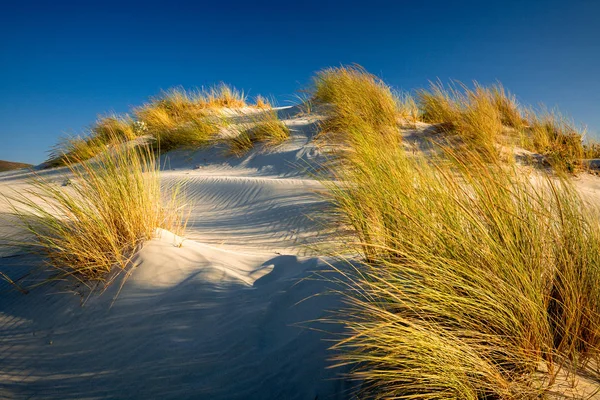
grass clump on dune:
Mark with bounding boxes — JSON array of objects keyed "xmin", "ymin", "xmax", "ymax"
[
  {"xmin": 134, "ymin": 88, "xmax": 221, "ymax": 152},
  {"xmin": 416, "ymin": 80, "xmax": 462, "ymax": 128},
  {"xmin": 4, "ymin": 133, "xmax": 187, "ymax": 285},
  {"xmin": 47, "ymin": 114, "xmax": 143, "ymax": 167},
  {"xmin": 417, "ymin": 81, "xmax": 504, "ymax": 152},
  {"xmin": 204, "ymin": 83, "xmax": 246, "ymax": 108},
  {"xmin": 456, "ymin": 83, "xmax": 504, "ymax": 152},
  {"xmin": 312, "ymin": 65, "xmax": 400, "ymax": 143},
  {"xmin": 228, "ymin": 108, "xmax": 290, "ymax": 157},
  {"xmin": 488, "ymin": 83, "xmax": 525, "ymax": 129},
  {"xmin": 327, "ymin": 127, "xmax": 600, "ymax": 398},
  {"xmin": 523, "ymin": 109, "xmax": 585, "ymax": 173}
]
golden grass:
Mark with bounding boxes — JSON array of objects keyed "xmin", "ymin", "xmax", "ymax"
[
  {"xmin": 4, "ymin": 133, "xmax": 187, "ymax": 286},
  {"xmin": 91, "ymin": 114, "xmax": 138, "ymax": 142},
  {"xmin": 394, "ymin": 90, "xmax": 419, "ymax": 125},
  {"xmin": 456, "ymin": 83, "xmax": 504, "ymax": 151},
  {"xmin": 523, "ymin": 109, "xmax": 585, "ymax": 173},
  {"xmin": 47, "ymin": 115, "xmax": 141, "ymax": 167},
  {"xmin": 134, "ymin": 88, "xmax": 221, "ymax": 152},
  {"xmin": 312, "ymin": 65, "xmax": 400, "ymax": 143},
  {"xmin": 583, "ymin": 139, "xmax": 600, "ymax": 159},
  {"xmin": 227, "ymin": 109, "xmax": 290, "ymax": 156},
  {"xmin": 325, "ymin": 123, "xmax": 600, "ymax": 398},
  {"xmin": 253, "ymin": 95, "xmax": 271, "ymax": 109},
  {"xmin": 489, "ymin": 83, "xmax": 525, "ymax": 129},
  {"xmin": 204, "ymin": 83, "xmax": 246, "ymax": 108},
  {"xmin": 416, "ymin": 80, "xmax": 462, "ymax": 127}
]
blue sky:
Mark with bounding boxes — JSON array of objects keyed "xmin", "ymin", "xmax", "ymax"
[{"xmin": 1, "ymin": 0, "xmax": 599, "ymax": 164}]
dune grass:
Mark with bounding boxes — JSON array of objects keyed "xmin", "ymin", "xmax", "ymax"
[
  {"xmin": 253, "ymin": 95, "xmax": 271, "ymax": 109},
  {"xmin": 489, "ymin": 83, "xmax": 525, "ymax": 129},
  {"xmin": 394, "ymin": 90, "xmax": 419, "ymax": 125},
  {"xmin": 204, "ymin": 83, "xmax": 246, "ymax": 108},
  {"xmin": 325, "ymin": 121, "xmax": 600, "ymax": 398},
  {"xmin": 47, "ymin": 114, "xmax": 143, "ymax": 167},
  {"xmin": 4, "ymin": 134, "xmax": 187, "ymax": 286},
  {"xmin": 312, "ymin": 65, "xmax": 400, "ymax": 143},
  {"xmin": 134, "ymin": 88, "xmax": 222, "ymax": 152},
  {"xmin": 416, "ymin": 80, "xmax": 462, "ymax": 128},
  {"xmin": 228, "ymin": 108, "xmax": 290, "ymax": 156},
  {"xmin": 523, "ymin": 109, "xmax": 585, "ymax": 173},
  {"xmin": 417, "ymin": 81, "xmax": 504, "ymax": 152}
]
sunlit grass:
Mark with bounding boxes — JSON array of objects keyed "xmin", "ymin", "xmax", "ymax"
[
  {"xmin": 227, "ymin": 109, "xmax": 290, "ymax": 156},
  {"xmin": 324, "ymin": 120, "xmax": 600, "ymax": 398},
  {"xmin": 523, "ymin": 109, "xmax": 585, "ymax": 173},
  {"xmin": 3, "ymin": 133, "xmax": 188, "ymax": 287},
  {"xmin": 312, "ymin": 65, "xmax": 400, "ymax": 144}
]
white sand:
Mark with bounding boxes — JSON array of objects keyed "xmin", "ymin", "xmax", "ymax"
[
  {"xmin": 2, "ymin": 109, "xmax": 599, "ymax": 399},
  {"xmin": 0, "ymin": 108, "xmax": 353, "ymax": 399}
]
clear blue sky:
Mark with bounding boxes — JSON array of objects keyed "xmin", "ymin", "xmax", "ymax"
[{"xmin": 1, "ymin": 0, "xmax": 599, "ymax": 164}]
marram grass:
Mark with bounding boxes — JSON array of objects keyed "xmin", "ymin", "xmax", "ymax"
[
  {"xmin": 227, "ymin": 108, "xmax": 290, "ymax": 157},
  {"xmin": 312, "ymin": 65, "xmax": 400, "ymax": 142},
  {"xmin": 325, "ymin": 123, "xmax": 600, "ymax": 399},
  {"xmin": 3, "ymin": 134, "xmax": 187, "ymax": 287}
]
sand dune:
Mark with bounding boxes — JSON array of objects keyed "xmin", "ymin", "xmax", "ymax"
[
  {"xmin": 2, "ymin": 106, "xmax": 599, "ymax": 399},
  {"xmin": 0, "ymin": 110, "xmax": 354, "ymax": 399}
]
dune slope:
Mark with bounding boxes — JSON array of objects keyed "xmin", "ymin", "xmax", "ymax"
[{"xmin": 0, "ymin": 109, "xmax": 352, "ymax": 399}]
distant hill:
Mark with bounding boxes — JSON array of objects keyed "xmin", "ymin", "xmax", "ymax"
[{"xmin": 0, "ymin": 160, "xmax": 32, "ymax": 172}]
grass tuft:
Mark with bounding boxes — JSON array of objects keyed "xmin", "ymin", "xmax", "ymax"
[
  {"xmin": 253, "ymin": 95, "xmax": 271, "ymax": 109},
  {"xmin": 4, "ymin": 133, "xmax": 187, "ymax": 286},
  {"xmin": 524, "ymin": 109, "xmax": 585, "ymax": 173},
  {"xmin": 134, "ymin": 88, "xmax": 221, "ymax": 152},
  {"xmin": 204, "ymin": 83, "xmax": 246, "ymax": 108},
  {"xmin": 416, "ymin": 80, "xmax": 462, "ymax": 128},
  {"xmin": 326, "ymin": 122, "xmax": 600, "ymax": 398},
  {"xmin": 489, "ymin": 83, "xmax": 525, "ymax": 129},
  {"xmin": 227, "ymin": 109, "xmax": 290, "ymax": 156},
  {"xmin": 312, "ymin": 65, "xmax": 400, "ymax": 144}
]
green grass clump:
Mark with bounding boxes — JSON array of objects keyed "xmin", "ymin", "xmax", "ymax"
[
  {"xmin": 227, "ymin": 109, "xmax": 290, "ymax": 156},
  {"xmin": 4, "ymin": 133, "xmax": 187, "ymax": 285},
  {"xmin": 327, "ymin": 126, "xmax": 600, "ymax": 398},
  {"xmin": 312, "ymin": 65, "xmax": 400, "ymax": 143},
  {"xmin": 524, "ymin": 109, "xmax": 585, "ymax": 173}
]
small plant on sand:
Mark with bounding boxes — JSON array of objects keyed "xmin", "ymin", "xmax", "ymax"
[
  {"xmin": 227, "ymin": 109, "xmax": 290, "ymax": 156},
  {"xmin": 583, "ymin": 139, "xmax": 600, "ymax": 159},
  {"xmin": 326, "ymin": 124, "xmax": 600, "ymax": 398},
  {"xmin": 312, "ymin": 65, "xmax": 400, "ymax": 143},
  {"xmin": 4, "ymin": 133, "xmax": 187, "ymax": 286},
  {"xmin": 524, "ymin": 109, "xmax": 585, "ymax": 173}
]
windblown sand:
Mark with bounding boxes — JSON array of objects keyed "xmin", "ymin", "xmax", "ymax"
[{"xmin": 1, "ymin": 107, "xmax": 598, "ymax": 399}]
